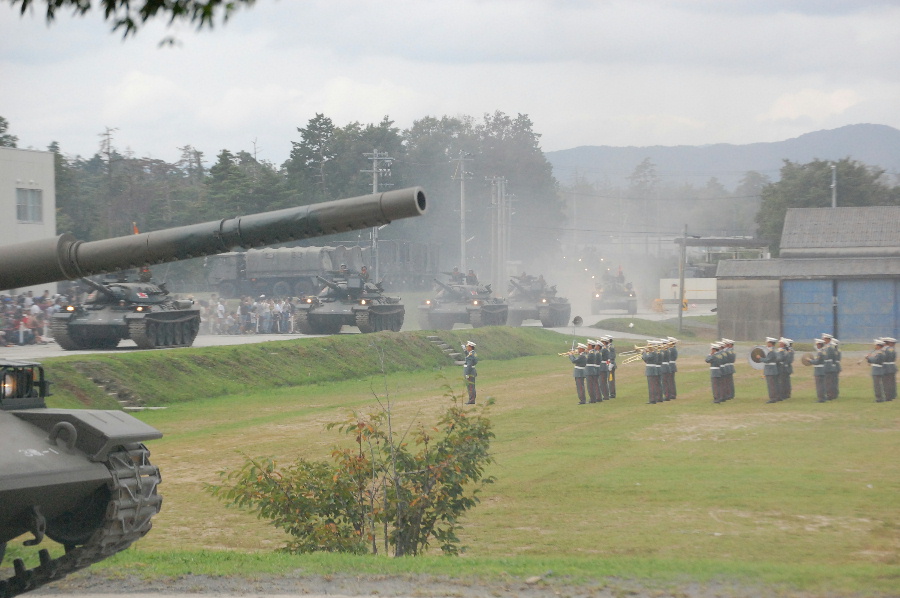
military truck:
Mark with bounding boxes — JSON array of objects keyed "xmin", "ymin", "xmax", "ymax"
[
  {"xmin": 506, "ymin": 273, "xmax": 571, "ymax": 327},
  {"xmin": 418, "ymin": 278, "xmax": 508, "ymax": 330},
  {"xmin": 0, "ymin": 187, "xmax": 426, "ymax": 596}
]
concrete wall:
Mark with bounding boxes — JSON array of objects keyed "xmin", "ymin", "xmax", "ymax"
[
  {"xmin": 659, "ymin": 277, "xmax": 717, "ymax": 302},
  {"xmin": 717, "ymin": 278, "xmax": 781, "ymax": 341},
  {"xmin": 0, "ymin": 147, "xmax": 57, "ymax": 295}
]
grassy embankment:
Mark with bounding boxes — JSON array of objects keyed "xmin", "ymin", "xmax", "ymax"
[{"xmin": 8, "ymin": 320, "xmax": 899, "ymax": 595}]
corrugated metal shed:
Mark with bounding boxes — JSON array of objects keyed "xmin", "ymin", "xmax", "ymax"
[
  {"xmin": 780, "ymin": 206, "xmax": 900, "ymax": 257},
  {"xmin": 718, "ymin": 257, "xmax": 900, "ymax": 279}
]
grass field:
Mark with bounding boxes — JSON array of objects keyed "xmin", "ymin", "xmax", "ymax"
[{"xmin": 7, "ymin": 328, "xmax": 900, "ymax": 594}]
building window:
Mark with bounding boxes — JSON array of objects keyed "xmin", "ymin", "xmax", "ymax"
[{"xmin": 16, "ymin": 188, "xmax": 43, "ymax": 223}]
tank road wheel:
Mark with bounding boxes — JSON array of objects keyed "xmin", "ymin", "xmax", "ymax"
[
  {"xmin": 51, "ymin": 318, "xmax": 89, "ymax": 350},
  {"xmin": 469, "ymin": 310, "xmax": 484, "ymax": 328},
  {"xmin": 356, "ymin": 310, "xmax": 374, "ymax": 334},
  {"xmin": 272, "ymin": 281, "xmax": 291, "ymax": 298},
  {"xmin": 311, "ymin": 318, "xmax": 342, "ymax": 335},
  {"xmin": 294, "ymin": 311, "xmax": 314, "ymax": 334},
  {"xmin": 391, "ymin": 313, "xmax": 404, "ymax": 332}
]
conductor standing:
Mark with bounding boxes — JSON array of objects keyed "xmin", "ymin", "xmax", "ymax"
[{"xmin": 463, "ymin": 341, "xmax": 478, "ymax": 404}]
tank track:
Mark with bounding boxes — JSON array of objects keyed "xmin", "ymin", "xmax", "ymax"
[
  {"xmin": 294, "ymin": 311, "xmax": 314, "ymax": 335},
  {"xmin": 355, "ymin": 306, "xmax": 404, "ymax": 333},
  {"xmin": 0, "ymin": 444, "xmax": 162, "ymax": 598},
  {"xmin": 49, "ymin": 318, "xmax": 83, "ymax": 351},
  {"xmin": 128, "ymin": 315, "xmax": 200, "ymax": 349}
]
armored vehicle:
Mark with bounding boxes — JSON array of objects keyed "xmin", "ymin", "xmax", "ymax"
[
  {"xmin": 506, "ymin": 273, "xmax": 571, "ymax": 327},
  {"xmin": 0, "ymin": 188, "xmax": 425, "ymax": 596},
  {"xmin": 418, "ymin": 278, "xmax": 508, "ymax": 330},
  {"xmin": 0, "ymin": 359, "xmax": 163, "ymax": 598},
  {"xmin": 51, "ymin": 273, "xmax": 200, "ymax": 350},
  {"xmin": 295, "ymin": 273, "xmax": 404, "ymax": 334},
  {"xmin": 591, "ymin": 279, "xmax": 638, "ymax": 315}
]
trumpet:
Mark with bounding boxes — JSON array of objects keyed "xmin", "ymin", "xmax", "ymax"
[
  {"xmin": 621, "ymin": 353, "xmax": 646, "ymax": 365},
  {"xmin": 558, "ymin": 350, "xmax": 577, "ymax": 356}
]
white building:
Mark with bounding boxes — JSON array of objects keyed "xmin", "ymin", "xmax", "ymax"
[{"xmin": 0, "ymin": 146, "xmax": 57, "ymax": 295}]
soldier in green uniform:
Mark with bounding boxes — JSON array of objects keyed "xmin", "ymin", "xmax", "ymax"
[
  {"xmin": 882, "ymin": 337, "xmax": 897, "ymax": 401},
  {"xmin": 603, "ymin": 336, "xmax": 617, "ymax": 398},
  {"xmin": 463, "ymin": 341, "xmax": 478, "ymax": 404},
  {"xmin": 780, "ymin": 338, "xmax": 795, "ymax": 400},
  {"xmin": 666, "ymin": 337, "xmax": 679, "ymax": 401},
  {"xmin": 809, "ymin": 338, "xmax": 828, "ymax": 402},
  {"xmin": 642, "ymin": 341, "xmax": 662, "ymax": 404},
  {"xmin": 658, "ymin": 340, "xmax": 672, "ymax": 401},
  {"xmin": 763, "ymin": 337, "xmax": 783, "ymax": 403},
  {"xmin": 821, "ymin": 333, "xmax": 839, "ymax": 401},
  {"xmin": 569, "ymin": 343, "xmax": 588, "ymax": 404},
  {"xmin": 596, "ymin": 338, "xmax": 610, "ymax": 400},
  {"xmin": 720, "ymin": 338, "xmax": 735, "ymax": 401},
  {"xmin": 584, "ymin": 340, "xmax": 600, "ymax": 404},
  {"xmin": 706, "ymin": 342, "xmax": 724, "ymax": 403},
  {"xmin": 865, "ymin": 338, "xmax": 886, "ymax": 403}
]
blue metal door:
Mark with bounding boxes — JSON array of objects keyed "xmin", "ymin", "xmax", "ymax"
[
  {"xmin": 836, "ymin": 280, "xmax": 897, "ymax": 342},
  {"xmin": 782, "ymin": 280, "xmax": 833, "ymax": 340}
]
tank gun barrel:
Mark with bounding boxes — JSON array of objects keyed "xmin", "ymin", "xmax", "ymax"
[
  {"xmin": 316, "ymin": 275, "xmax": 343, "ymax": 293},
  {"xmin": 0, "ymin": 187, "xmax": 426, "ymax": 291},
  {"xmin": 79, "ymin": 276, "xmax": 118, "ymax": 299}
]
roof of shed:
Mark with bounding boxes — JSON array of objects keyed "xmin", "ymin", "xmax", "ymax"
[
  {"xmin": 718, "ymin": 257, "xmax": 900, "ymax": 279},
  {"xmin": 781, "ymin": 206, "xmax": 900, "ymax": 250}
]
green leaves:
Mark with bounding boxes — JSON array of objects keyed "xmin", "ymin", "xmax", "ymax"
[{"xmin": 208, "ymin": 390, "xmax": 495, "ymax": 556}]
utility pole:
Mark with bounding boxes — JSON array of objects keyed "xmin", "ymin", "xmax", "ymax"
[
  {"xmin": 678, "ymin": 225, "xmax": 687, "ymax": 333},
  {"xmin": 486, "ymin": 175, "xmax": 508, "ymax": 292},
  {"xmin": 361, "ymin": 149, "xmax": 393, "ymax": 280},
  {"xmin": 452, "ymin": 151, "xmax": 473, "ymax": 272},
  {"xmin": 831, "ymin": 164, "xmax": 837, "ymax": 208}
]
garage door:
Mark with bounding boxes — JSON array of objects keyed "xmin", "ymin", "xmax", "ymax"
[
  {"xmin": 836, "ymin": 280, "xmax": 898, "ymax": 342},
  {"xmin": 782, "ymin": 280, "xmax": 834, "ymax": 340}
]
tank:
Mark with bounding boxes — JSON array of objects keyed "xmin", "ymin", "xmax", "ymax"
[
  {"xmin": 0, "ymin": 359, "xmax": 163, "ymax": 598},
  {"xmin": 590, "ymin": 270, "xmax": 638, "ymax": 316},
  {"xmin": 418, "ymin": 277, "xmax": 508, "ymax": 330},
  {"xmin": 0, "ymin": 187, "xmax": 427, "ymax": 350},
  {"xmin": 294, "ymin": 273, "xmax": 404, "ymax": 334},
  {"xmin": 506, "ymin": 273, "xmax": 571, "ymax": 327},
  {"xmin": 0, "ymin": 188, "xmax": 426, "ymax": 596}
]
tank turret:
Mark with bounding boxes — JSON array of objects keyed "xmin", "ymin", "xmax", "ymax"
[
  {"xmin": 0, "ymin": 188, "xmax": 426, "ymax": 597},
  {"xmin": 418, "ymin": 275, "xmax": 508, "ymax": 330},
  {"xmin": 506, "ymin": 273, "xmax": 571, "ymax": 327},
  {"xmin": 2, "ymin": 188, "xmax": 426, "ymax": 350},
  {"xmin": 294, "ymin": 273, "xmax": 404, "ymax": 334}
]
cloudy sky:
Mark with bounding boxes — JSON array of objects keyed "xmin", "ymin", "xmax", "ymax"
[{"xmin": 2, "ymin": 0, "xmax": 899, "ymax": 166}]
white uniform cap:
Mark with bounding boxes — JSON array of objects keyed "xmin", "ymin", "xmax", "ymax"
[
  {"xmin": 832, "ymin": 339, "xmax": 840, "ymax": 345},
  {"xmin": 874, "ymin": 339, "xmax": 885, "ymax": 345},
  {"xmin": 668, "ymin": 337, "xmax": 679, "ymax": 342},
  {"xmin": 587, "ymin": 339, "xmax": 597, "ymax": 345},
  {"xmin": 721, "ymin": 338, "xmax": 733, "ymax": 344},
  {"xmin": 711, "ymin": 342, "xmax": 721, "ymax": 349},
  {"xmin": 814, "ymin": 338, "xmax": 824, "ymax": 344},
  {"xmin": 882, "ymin": 337, "xmax": 896, "ymax": 343},
  {"xmin": 765, "ymin": 337, "xmax": 778, "ymax": 343},
  {"xmin": 466, "ymin": 341, "xmax": 476, "ymax": 347},
  {"xmin": 576, "ymin": 343, "xmax": 587, "ymax": 349},
  {"xmin": 822, "ymin": 333, "xmax": 834, "ymax": 339},
  {"xmin": 783, "ymin": 338, "xmax": 793, "ymax": 345}
]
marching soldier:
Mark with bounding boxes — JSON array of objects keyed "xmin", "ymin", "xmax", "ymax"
[
  {"xmin": 596, "ymin": 338, "xmax": 611, "ymax": 401},
  {"xmin": 603, "ymin": 336, "xmax": 617, "ymax": 398},
  {"xmin": 642, "ymin": 341, "xmax": 662, "ymax": 404},
  {"xmin": 463, "ymin": 341, "xmax": 478, "ymax": 404},
  {"xmin": 569, "ymin": 343, "xmax": 588, "ymax": 405},
  {"xmin": 865, "ymin": 338, "xmax": 886, "ymax": 403},
  {"xmin": 780, "ymin": 338, "xmax": 795, "ymax": 399},
  {"xmin": 666, "ymin": 337, "xmax": 678, "ymax": 401},
  {"xmin": 585, "ymin": 340, "xmax": 600, "ymax": 404},
  {"xmin": 882, "ymin": 337, "xmax": 897, "ymax": 401},
  {"xmin": 763, "ymin": 337, "xmax": 783, "ymax": 403},
  {"xmin": 821, "ymin": 333, "xmax": 840, "ymax": 401},
  {"xmin": 706, "ymin": 342, "xmax": 724, "ymax": 403},
  {"xmin": 658, "ymin": 340, "xmax": 672, "ymax": 401},
  {"xmin": 809, "ymin": 338, "xmax": 828, "ymax": 402},
  {"xmin": 720, "ymin": 338, "xmax": 735, "ymax": 401}
]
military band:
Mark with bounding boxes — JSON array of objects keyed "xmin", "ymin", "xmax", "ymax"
[{"xmin": 558, "ymin": 333, "xmax": 898, "ymax": 406}]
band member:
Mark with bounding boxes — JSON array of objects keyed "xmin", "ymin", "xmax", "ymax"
[
  {"xmin": 603, "ymin": 336, "xmax": 617, "ymax": 398},
  {"xmin": 809, "ymin": 338, "xmax": 828, "ymax": 402},
  {"xmin": 821, "ymin": 333, "xmax": 840, "ymax": 401},
  {"xmin": 720, "ymin": 338, "xmax": 735, "ymax": 401},
  {"xmin": 569, "ymin": 343, "xmax": 588, "ymax": 405},
  {"xmin": 706, "ymin": 342, "xmax": 725, "ymax": 403},
  {"xmin": 463, "ymin": 341, "xmax": 478, "ymax": 404},
  {"xmin": 597, "ymin": 337, "xmax": 610, "ymax": 400},
  {"xmin": 763, "ymin": 337, "xmax": 783, "ymax": 403},
  {"xmin": 864, "ymin": 338, "xmax": 885, "ymax": 402},
  {"xmin": 658, "ymin": 340, "xmax": 672, "ymax": 401},
  {"xmin": 642, "ymin": 341, "xmax": 662, "ymax": 404},
  {"xmin": 666, "ymin": 337, "xmax": 678, "ymax": 401},
  {"xmin": 882, "ymin": 337, "xmax": 897, "ymax": 401},
  {"xmin": 585, "ymin": 340, "xmax": 600, "ymax": 404},
  {"xmin": 780, "ymin": 338, "xmax": 794, "ymax": 399}
]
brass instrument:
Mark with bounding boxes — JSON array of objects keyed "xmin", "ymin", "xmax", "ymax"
[
  {"xmin": 558, "ymin": 351, "xmax": 577, "ymax": 356},
  {"xmin": 801, "ymin": 353, "xmax": 815, "ymax": 366}
]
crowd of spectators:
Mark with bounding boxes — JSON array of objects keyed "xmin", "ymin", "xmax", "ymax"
[
  {"xmin": 198, "ymin": 295, "xmax": 299, "ymax": 335},
  {"xmin": 0, "ymin": 290, "xmax": 66, "ymax": 346}
]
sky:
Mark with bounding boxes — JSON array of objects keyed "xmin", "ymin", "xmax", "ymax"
[{"xmin": 2, "ymin": 0, "xmax": 900, "ymax": 166}]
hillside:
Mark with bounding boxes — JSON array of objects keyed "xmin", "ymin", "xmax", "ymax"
[{"xmin": 547, "ymin": 123, "xmax": 900, "ymax": 190}]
